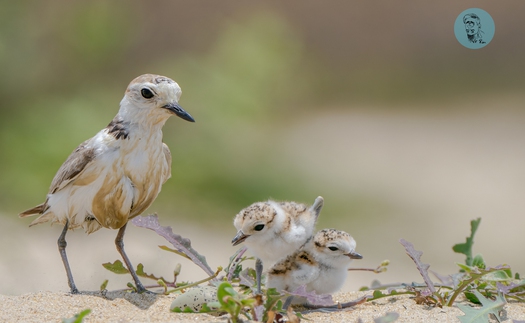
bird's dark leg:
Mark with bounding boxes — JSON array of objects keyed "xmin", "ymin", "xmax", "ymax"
[
  {"xmin": 115, "ymin": 223, "xmax": 148, "ymax": 293},
  {"xmin": 282, "ymin": 296, "xmax": 294, "ymax": 310},
  {"xmin": 255, "ymin": 258, "xmax": 263, "ymax": 294},
  {"xmin": 58, "ymin": 220, "xmax": 79, "ymax": 294}
]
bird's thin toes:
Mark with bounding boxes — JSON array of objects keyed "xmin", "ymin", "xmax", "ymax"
[{"xmin": 135, "ymin": 287, "xmax": 156, "ymax": 295}]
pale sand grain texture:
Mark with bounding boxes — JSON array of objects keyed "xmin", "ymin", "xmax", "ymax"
[{"xmin": 1, "ymin": 290, "xmax": 524, "ymax": 323}]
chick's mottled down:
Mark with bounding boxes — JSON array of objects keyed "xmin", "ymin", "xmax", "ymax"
[
  {"xmin": 232, "ymin": 196, "xmax": 324, "ymax": 294},
  {"xmin": 232, "ymin": 196, "xmax": 324, "ymax": 266},
  {"xmin": 266, "ymin": 228, "xmax": 362, "ymax": 297}
]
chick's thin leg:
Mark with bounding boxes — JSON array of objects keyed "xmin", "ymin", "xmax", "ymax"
[
  {"xmin": 255, "ymin": 257, "xmax": 263, "ymax": 294},
  {"xmin": 58, "ymin": 220, "xmax": 79, "ymax": 294},
  {"xmin": 115, "ymin": 223, "xmax": 147, "ymax": 293}
]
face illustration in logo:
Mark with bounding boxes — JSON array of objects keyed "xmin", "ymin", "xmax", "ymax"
[{"xmin": 463, "ymin": 13, "xmax": 485, "ymax": 44}]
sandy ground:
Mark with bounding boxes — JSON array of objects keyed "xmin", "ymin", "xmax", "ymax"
[{"xmin": 1, "ymin": 290, "xmax": 524, "ymax": 323}]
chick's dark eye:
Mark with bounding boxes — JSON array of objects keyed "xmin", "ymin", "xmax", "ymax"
[
  {"xmin": 328, "ymin": 246, "xmax": 339, "ymax": 251},
  {"xmin": 254, "ymin": 224, "xmax": 265, "ymax": 231},
  {"xmin": 141, "ymin": 88, "xmax": 154, "ymax": 99}
]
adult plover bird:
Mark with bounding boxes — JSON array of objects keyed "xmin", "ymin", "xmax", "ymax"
[
  {"xmin": 232, "ymin": 196, "xmax": 324, "ymax": 293},
  {"xmin": 266, "ymin": 228, "xmax": 362, "ymax": 304},
  {"xmin": 19, "ymin": 74, "xmax": 195, "ymax": 294}
]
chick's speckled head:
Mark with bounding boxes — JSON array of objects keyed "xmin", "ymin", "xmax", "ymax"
[
  {"xmin": 232, "ymin": 202, "xmax": 277, "ymax": 246},
  {"xmin": 312, "ymin": 229, "xmax": 362, "ymax": 264}
]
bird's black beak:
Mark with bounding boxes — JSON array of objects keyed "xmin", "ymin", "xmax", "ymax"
[
  {"xmin": 346, "ymin": 251, "xmax": 363, "ymax": 259},
  {"xmin": 231, "ymin": 231, "xmax": 249, "ymax": 246},
  {"xmin": 163, "ymin": 103, "xmax": 195, "ymax": 122}
]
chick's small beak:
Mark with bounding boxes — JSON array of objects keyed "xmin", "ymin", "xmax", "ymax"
[
  {"xmin": 163, "ymin": 103, "xmax": 195, "ymax": 122},
  {"xmin": 231, "ymin": 231, "xmax": 249, "ymax": 246},
  {"xmin": 346, "ymin": 251, "xmax": 363, "ymax": 259}
]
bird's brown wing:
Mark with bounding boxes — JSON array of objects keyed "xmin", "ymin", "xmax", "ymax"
[
  {"xmin": 19, "ymin": 139, "xmax": 96, "ymax": 217},
  {"xmin": 49, "ymin": 139, "xmax": 97, "ymax": 194}
]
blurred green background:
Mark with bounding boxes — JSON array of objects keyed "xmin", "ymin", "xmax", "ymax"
[{"xmin": 1, "ymin": 1, "xmax": 525, "ymax": 294}]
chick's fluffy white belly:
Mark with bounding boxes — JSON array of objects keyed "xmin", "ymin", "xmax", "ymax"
[
  {"xmin": 47, "ymin": 131, "xmax": 168, "ymax": 232},
  {"xmin": 245, "ymin": 234, "xmax": 306, "ymax": 266},
  {"xmin": 308, "ymin": 267, "xmax": 347, "ymax": 294}
]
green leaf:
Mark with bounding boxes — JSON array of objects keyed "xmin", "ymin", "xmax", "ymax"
[
  {"xmin": 457, "ymin": 263, "xmax": 474, "ymax": 273},
  {"xmin": 136, "ymin": 263, "xmax": 166, "ymax": 282},
  {"xmin": 62, "ymin": 309, "xmax": 91, "ymax": 323},
  {"xmin": 240, "ymin": 298, "xmax": 256, "ymax": 307},
  {"xmin": 367, "ymin": 289, "xmax": 403, "ymax": 302},
  {"xmin": 464, "ymin": 291, "xmax": 480, "ymax": 304},
  {"xmin": 217, "ymin": 282, "xmax": 235, "ymax": 305},
  {"xmin": 482, "ymin": 270, "xmax": 512, "ymax": 282},
  {"xmin": 216, "ymin": 281, "xmax": 239, "ymax": 314},
  {"xmin": 262, "ymin": 288, "xmax": 286, "ymax": 322},
  {"xmin": 457, "ymin": 291, "xmax": 505, "ymax": 323},
  {"xmin": 159, "ymin": 245, "xmax": 192, "ymax": 260},
  {"xmin": 127, "ymin": 282, "xmax": 137, "ymax": 292},
  {"xmin": 453, "ymin": 218, "xmax": 481, "ymax": 267},
  {"xmin": 171, "ymin": 304, "xmax": 215, "ymax": 313},
  {"xmin": 99, "ymin": 279, "xmax": 108, "ymax": 291},
  {"xmin": 472, "ymin": 254, "xmax": 485, "ymax": 269},
  {"xmin": 171, "ymin": 306, "xmax": 197, "ymax": 313},
  {"xmin": 102, "ymin": 260, "xmax": 129, "ymax": 274}
]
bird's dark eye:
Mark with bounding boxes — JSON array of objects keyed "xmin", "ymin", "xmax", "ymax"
[
  {"xmin": 141, "ymin": 88, "xmax": 154, "ymax": 99},
  {"xmin": 254, "ymin": 224, "xmax": 265, "ymax": 231},
  {"xmin": 328, "ymin": 246, "xmax": 339, "ymax": 251}
]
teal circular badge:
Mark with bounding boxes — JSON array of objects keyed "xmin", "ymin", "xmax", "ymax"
[{"xmin": 454, "ymin": 8, "xmax": 494, "ymax": 49}]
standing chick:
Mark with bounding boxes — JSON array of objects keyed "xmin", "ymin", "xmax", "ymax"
[
  {"xmin": 232, "ymin": 196, "xmax": 324, "ymax": 293},
  {"xmin": 266, "ymin": 228, "xmax": 362, "ymax": 301},
  {"xmin": 19, "ymin": 74, "xmax": 195, "ymax": 294}
]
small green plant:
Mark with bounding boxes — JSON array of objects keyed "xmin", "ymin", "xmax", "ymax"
[
  {"xmin": 170, "ymin": 282, "xmax": 302, "ymax": 322},
  {"xmin": 262, "ymin": 287, "xmax": 287, "ymax": 322},
  {"xmin": 206, "ymin": 282, "xmax": 257, "ymax": 323},
  {"xmin": 362, "ymin": 217, "xmax": 525, "ymax": 318},
  {"xmin": 453, "ymin": 218, "xmax": 482, "ymax": 268},
  {"xmin": 62, "ymin": 309, "xmax": 91, "ymax": 323}
]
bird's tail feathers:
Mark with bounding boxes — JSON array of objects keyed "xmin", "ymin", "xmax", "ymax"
[
  {"xmin": 29, "ymin": 213, "xmax": 55, "ymax": 227},
  {"xmin": 19, "ymin": 203, "xmax": 55, "ymax": 227},
  {"xmin": 19, "ymin": 203, "xmax": 47, "ymax": 218}
]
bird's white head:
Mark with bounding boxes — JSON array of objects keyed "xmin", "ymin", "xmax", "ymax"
[
  {"xmin": 119, "ymin": 74, "xmax": 195, "ymax": 126},
  {"xmin": 310, "ymin": 228, "xmax": 362, "ymax": 268}
]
